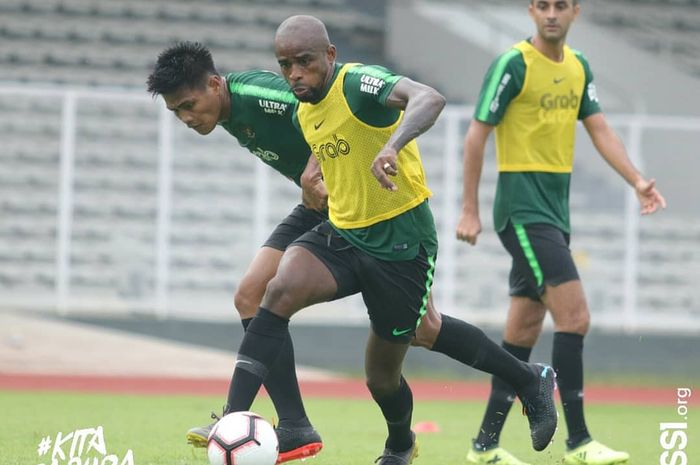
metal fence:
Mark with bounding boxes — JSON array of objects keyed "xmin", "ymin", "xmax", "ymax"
[{"xmin": 1, "ymin": 84, "xmax": 698, "ymax": 333}]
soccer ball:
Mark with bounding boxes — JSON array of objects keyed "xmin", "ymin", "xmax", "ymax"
[{"xmin": 207, "ymin": 411, "xmax": 279, "ymax": 465}]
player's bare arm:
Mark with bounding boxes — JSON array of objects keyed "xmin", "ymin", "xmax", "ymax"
[
  {"xmin": 457, "ymin": 119, "xmax": 493, "ymax": 245},
  {"xmin": 583, "ymin": 113, "xmax": 667, "ymax": 214},
  {"xmin": 370, "ymin": 78, "xmax": 446, "ymax": 191},
  {"xmin": 299, "ymin": 154, "xmax": 328, "ymax": 212}
]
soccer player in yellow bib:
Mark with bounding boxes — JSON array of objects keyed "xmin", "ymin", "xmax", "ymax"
[
  {"xmin": 221, "ymin": 14, "xmax": 560, "ymax": 465},
  {"xmin": 458, "ymin": 1, "xmax": 666, "ymax": 465}
]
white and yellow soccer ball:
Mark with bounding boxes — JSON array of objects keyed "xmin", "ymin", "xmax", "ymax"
[{"xmin": 207, "ymin": 411, "xmax": 279, "ymax": 465}]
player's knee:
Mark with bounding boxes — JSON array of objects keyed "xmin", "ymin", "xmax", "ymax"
[
  {"xmin": 412, "ymin": 320, "xmax": 439, "ymax": 349},
  {"xmin": 411, "ymin": 306, "xmax": 441, "ymax": 349},
  {"xmin": 558, "ymin": 307, "xmax": 590, "ymax": 335},
  {"xmin": 366, "ymin": 375, "xmax": 400, "ymax": 399},
  {"xmin": 572, "ymin": 309, "xmax": 590, "ymax": 334},
  {"xmin": 262, "ymin": 277, "xmax": 287, "ymax": 304},
  {"xmin": 233, "ymin": 286, "xmax": 259, "ymax": 319},
  {"xmin": 506, "ymin": 330, "xmax": 539, "ymax": 348},
  {"xmin": 262, "ymin": 275, "xmax": 299, "ymax": 312}
]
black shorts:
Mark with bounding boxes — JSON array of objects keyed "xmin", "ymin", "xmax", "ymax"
[
  {"xmin": 263, "ymin": 204, "xmax": 328, "ymax": 251},
  {"xmin": 292, "ymin": 221, "xmax": 437, "ymax": 343},
  {"xmin": 498, "ymin": 221, "xmax": 579, "ymax": 301}
]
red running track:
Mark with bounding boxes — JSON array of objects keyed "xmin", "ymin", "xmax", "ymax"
[{"xmin": 0, "ymin": 373, "xmax": 694, "ymax": 406}]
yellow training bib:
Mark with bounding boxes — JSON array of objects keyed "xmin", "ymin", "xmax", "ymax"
[
  {"xmin": 297, "ymin": 64, "xmax": 431, "ymax": 229},
  {"xmin": 496, "ymin": 41, "xmax": 585, "ymax": 173}
]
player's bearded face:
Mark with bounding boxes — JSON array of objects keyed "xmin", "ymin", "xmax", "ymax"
[
  {"xmin": 529, "ymin": 0, "xmax": 579, "ymax": 42},
  {"xmin": 276, "ymin": 45, "xmax": 334, "ymax": 104}
]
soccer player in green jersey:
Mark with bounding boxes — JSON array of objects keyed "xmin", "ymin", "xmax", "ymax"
[
  {"xmin": 147, "ymin": 38, "xmax": 558, "ymax": 465},
  {"xmin": 147, "ymin": 42, "xmax": 327, "ymax": 463},
  {"xmin": 457, "ymin": 1, "xmax": 666, "ymax": 464},
  {"xmin": 219, "ymin": 15, "xmax": 559, "ymax": 464}
]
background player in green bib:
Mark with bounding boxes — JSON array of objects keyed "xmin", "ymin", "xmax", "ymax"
[
  {"xmin": 457, "ymin": 1, "xmax": 666, "ymax": 464},
  {"xmin": 218, "ymin": 15, "xmax": 560, "ymax": 465}
]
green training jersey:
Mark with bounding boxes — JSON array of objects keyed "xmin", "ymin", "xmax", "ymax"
[
  {"xmin": 221, "ymin": 71, "xmax": 311, "ymax": 186},
  {"xmin": 293, "ymin": 63, "xmax": 437, "ymax": 261},
  {"xmin": 475, "ymin": 39, "xmax": 601, "ymax": 233}
]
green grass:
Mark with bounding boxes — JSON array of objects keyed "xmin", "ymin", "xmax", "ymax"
[{"xmin": 2, "ymin": 390, "xmax": 695, "ymax": 464}]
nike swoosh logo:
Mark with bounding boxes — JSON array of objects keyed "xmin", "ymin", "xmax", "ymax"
[
  {"xmin": 314, "ymin": 120, "xmax": 325, "ymax": 130},
  {"xmin": 553, "ymin": 77, "xmax": 565, "ymax": 84},
  {"xmin": 392, "ymin": 327, "xmax": 413, "ymax": 336}
]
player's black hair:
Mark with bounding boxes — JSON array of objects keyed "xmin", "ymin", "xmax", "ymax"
[{"xmin": 147, "ymin": 41, "xmax": 218, "ymax": 96}]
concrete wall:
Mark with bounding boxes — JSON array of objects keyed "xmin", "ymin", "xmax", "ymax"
[
  {"xmin": 387, "ymin": 0, "xmax": 700, "ymax": 114},
  {"xmin": 387, "ymin": 0, "xmax": 496, "ymax": 103}
]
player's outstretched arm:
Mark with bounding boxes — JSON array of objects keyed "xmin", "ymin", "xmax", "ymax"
[
  {"xmin": 457, "ymin": 119, "xmax": 493, "ymax": 245},
  {"xmin": 583, "ymin": 113, "xmax": 667, "ymax": 215},
  {"xmin": 370, "ymin": 78, "xmax": 446, "ymax": 191},
  {"xmin": 300, "ymin": 154, "xmax": 328, "ymax": 212}
]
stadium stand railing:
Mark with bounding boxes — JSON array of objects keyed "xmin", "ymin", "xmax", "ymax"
[
  {"xmin": 0, "ymin": 0, "xmax": 383, "ymax": 88},
  {"xmin": 1, "ymin": 85, "xmax": 698, "ymax": 334},
  {"xmin": 585, "ymin": 0, "xmax": 700, "ymax": 79}
]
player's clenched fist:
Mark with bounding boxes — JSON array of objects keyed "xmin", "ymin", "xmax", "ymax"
[{"xmin": 456, "ymin": 211, "xmax": 481, "ymax": 245}]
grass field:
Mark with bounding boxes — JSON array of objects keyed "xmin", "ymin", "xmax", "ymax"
[{"xmin": 3, "ymin": 389, "xmax": 695, "ymax": 465}]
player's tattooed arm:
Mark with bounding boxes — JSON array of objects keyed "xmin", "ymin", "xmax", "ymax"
[
  {"xmin": 371, "ymin": 78, "xmax": 446, "ymax": 191},
  {"xmin": 383, "ymin": 78, "xmax": 446, "ymax": 153}
]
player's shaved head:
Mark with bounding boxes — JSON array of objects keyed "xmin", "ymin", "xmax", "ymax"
[
  {"xmin": 274, "ymin": 15, "xmax": 336, "ymax": 103},
  {"xmin": 275, "ymin": 15, "xmax": 330, "ymax": 51}
]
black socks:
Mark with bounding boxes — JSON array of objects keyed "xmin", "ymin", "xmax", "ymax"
[
  {"xmin": 434, "ymin": 314, "xmax": 591, "ymax": 450},
  {"xmin": 473, "ymin": 332, "xmax": 592, "ymax": 450},
  {"xmin": 372, "ymin": 376, "xmax": 414, "ymax": 452},
  {"xmin": 431, "ymin": 314, "xmax": 534, "ymax": 391},
  {"xmin": 241, "ymin": 317, "xmax": 309, "ymax": 426},
  {"xmin": 553, "ymin": 332, "xmax": 590, "ymax": 449},
  {"xmin": 227, "ymin": 308, "xmax": 289, "ymax": 413},
  {"xmin": 474, "ymin": 342, "xmax": 532, "ymax": 450}
]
